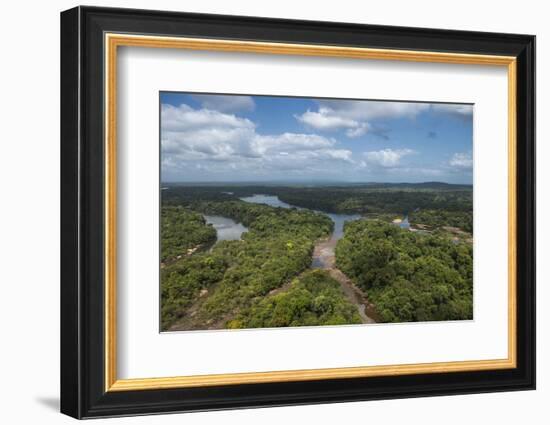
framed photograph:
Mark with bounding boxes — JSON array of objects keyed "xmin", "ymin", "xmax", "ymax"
[{"xmin": 60, "ymin": 6, "xmax": 535, "ymax": 419}]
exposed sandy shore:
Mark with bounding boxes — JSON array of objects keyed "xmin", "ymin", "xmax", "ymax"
[{"xmin": 312, "ymin": 239, "xmax": 378, "ymax": 324}]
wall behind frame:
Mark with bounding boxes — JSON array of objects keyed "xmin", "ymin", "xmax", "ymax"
[{"xmin": 0, "ymin": 0, "xmax": 544, "ymax": 424}]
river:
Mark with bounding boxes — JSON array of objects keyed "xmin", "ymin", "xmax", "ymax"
[
  {"xmin": 204, "ymin": 194, "xmax": 361, "ymax": 267},
  {"xmin": 239, "ymin": 194, "xmax": 360, "ymax": 268},
  {"xmin": 203, "ymin": 194, "xmax": 375, "ymax": 323},
  {"xmin": 240, "ymin": 194, "xmax": 375, "ymax": 323},
  {"xmin": 204, "ymin": 215, "xmax": 248, "ymax": 242},
  {"xmin": 239, "ymin": 194, "xmax": 361, "ymax": 241}
]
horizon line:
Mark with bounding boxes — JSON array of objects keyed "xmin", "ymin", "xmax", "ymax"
[{"xmin": 161, "ymin": 180, "xmax": 473, "ymax": 186}]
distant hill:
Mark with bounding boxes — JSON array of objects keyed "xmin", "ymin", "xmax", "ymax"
[
  {"xmin": 163, "ymin": 181, "xmax": 473, "ymax": 190},
  {"xmin": 354, "ymin": 182, "xmax": 473, "ymax": 190}
]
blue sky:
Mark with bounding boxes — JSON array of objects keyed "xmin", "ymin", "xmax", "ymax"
[{"xmin": 160, "ymin": 92, "xmax": 473, "ymax": 184}]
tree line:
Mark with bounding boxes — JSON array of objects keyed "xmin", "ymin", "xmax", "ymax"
[
  {"xmin": 161, "ymin": 206, "xmax": 216, "ymax": 262},
  {"xmin": 335, "ymin": 220, "xmax": 473, "ymax": 323},
  {"xmin": 162, "ymin": 183, "xmax": 473, "ymax": 234},
  {"xmin": 161, "ymin": 200, "xmax": 363, "ymax": 330}
]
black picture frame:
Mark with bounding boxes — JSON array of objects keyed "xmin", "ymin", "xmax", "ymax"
[{"xmin": 61, "ymin": 5, "xmax": 535, "ymax": 419}]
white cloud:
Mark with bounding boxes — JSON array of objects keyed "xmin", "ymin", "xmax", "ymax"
[
  {"xmin": 432, "ymin": 104, "xmax": 473, "ymax": 119},
  {"xmin": 296, "ymin": 100, "xmax": 473, "ymax": 139},
  {"xmin": 345, "ymin": 123, "xmax": 371, "ymax": 138},
  {"xmin": 318, "ymin": 100, "xmax": 429, "ymax": 121},
  {"xmin": 161, "ymin": 103, "xmax": 353, "ymax": 177},
  {"xmin": 191, "ymin": 94, "xmax": 255, "ymax": 113},
  {"xmin": 252, "ymin": 132, "xmax": 336, "ymax": 156},
  {"xmin": 449, "ymin": 152, "xmax": 473, "ymax": 169},
  {"xmin": 161, "ymin": 101, "xmax": 473, "ymax": 182},
  {"xmin": 162, "ymin": 103, "xmax": 255, "ymax": 132},
  {"xmin": 363, "ymin": 148, "xmax": 415, "ymax": 168},
  {"xmin": 296, "ymin": 108, "xmax": 372, "ymax": 138},
  {"xmin": 161, "ymin": 103, "xmax": 260, "ymax": 161},
  {"xmin": 295, "ymin": 108, "xmax": 361, "ymax": 130},
  {"xmin": 295, "ymin": 100, "xmax": 429, "ymax": 137}
]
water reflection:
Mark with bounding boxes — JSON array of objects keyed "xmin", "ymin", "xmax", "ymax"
[
  {"xmin": 239, "ymin": 194, "xmax": 293, "ymax": 209},
  {"xmin": 240, "ymin": 194, "xmax": 360, "ymax": 243},
  {"xmin": 326, "ymin": 212, "xmax": 361, "ymax": 241},
  {"xmin": 204, "ymin": 215, "xmax": 248, "ymax": 243}
]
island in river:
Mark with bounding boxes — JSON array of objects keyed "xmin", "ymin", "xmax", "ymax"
[{"xmin": 160, "ymin": 183, "xmax": 473, "ymax": 331}]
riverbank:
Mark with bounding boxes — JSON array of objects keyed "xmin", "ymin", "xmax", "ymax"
[
  {"xmin": 312, "ymin": 238, "xmax": 378, "ymax": 323},
  {"xmin": 165, "ymin": 195, "xmax": 378, "ymax": 330},
  {"xmin": 240, "ymin": 193, "xmax": 378, "ymax": 324}
]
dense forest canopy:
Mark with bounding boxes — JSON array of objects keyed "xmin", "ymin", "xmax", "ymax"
[
  {"xmin": 228, "ymin": 270, "xmax": 362, "ymax": 328},
  {"xmin": 408, "ymin": 209, "xmax": 472, "ymax": 233},
  {"xmin": 162, "ymin": 183, "xmax": 472, "ymax": 228},
  {"xmin": 161, "ymin": 206, "xmax": 216, "ymax": 262},
  {"xmin": 335, "ymin": 220, "xmax": 473, "ymax": 322},
  {"xmin": 160, "ymin": 200, "xmax": 364, "ymax": 330},
  {"xmin": 160, "ymin": 182, "xmax": 474, "ymax": 330}
]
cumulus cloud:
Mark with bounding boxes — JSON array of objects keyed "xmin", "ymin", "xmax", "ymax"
[
  {"xmin": 295, "ymin": 108, "xmax": 359, "ymax": 130},
  {"xmin": 317, "ymin": 100, "xmax": 429, "ymax": 121},
  {"xmin": 432, "ymin": 104, "xmax": 473, "ymax": 120},
  {"xmin": 362, "ymin": 148, "xmax": 415, "ymax": 168},
  {"xmin": 161, "ymin": 103, "xmax": 353, "ymax": 178},
  {"xmin": 161, "ymin": 99, "xmax": 473, "ymax": 183},
  {"xmin": 162, "ymin": 103, "xmax": 255, "ymax": 132},
  {"xmin": 295, "ymin": 108, "xmax": 371, "ymax": 138},
  {"xmin": 161, "ymin": 104, "xmax": 259, "ymax": 161},
  {"xmin": 449, "ymin": 152, "xmax": 473, "ymax": 169},
  {"xmin": 191, "ymin": 94, "xmax": 255, "ymax": 113},
  {"xmin": 296, "ymin": 100, "xmax": 473, "ymax": 138},
  {"xmin": 252, "ymin": 132, "xmax": 336, "ymax": 156},
  {"xmin": 345, "ymin": 123, "xmax": 371, "ymax": 138},
  {"xmin": 295, "ymin": 100, "xmax": 429, "ymax": 138}
]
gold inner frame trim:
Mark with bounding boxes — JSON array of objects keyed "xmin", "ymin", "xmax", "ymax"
[{"xmin": 104, "ymin": 33, "xmax": 518, "ymax": 392}]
